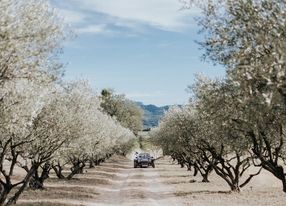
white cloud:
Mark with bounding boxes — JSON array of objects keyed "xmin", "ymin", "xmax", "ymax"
[
  {"xmin": 77, "ymin": 24, "xmax": 107, "ymax": 34},
  {"xmin": 56, "ymin": 8, "xmax": 86, "ymax": 24},
  {"xmin": 55, "ymin": 8, "xmax": 109, "ymax": 35},
  {"xmin": 68, "ymin": 0, "xmax": 199, "ymax": 31}
]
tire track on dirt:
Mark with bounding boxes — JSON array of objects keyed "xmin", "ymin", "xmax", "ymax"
[
  {"xmin": 18, "ymin": 157, "xmax": 183, "ymax": 206},
  {"xmin": 93, "ymin": 158, "xmax": 182, "ymax": 206}
]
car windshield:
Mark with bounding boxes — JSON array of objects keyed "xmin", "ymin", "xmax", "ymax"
[{"xmin": 139, "ymin": 153, "xmax": 150, "ymax": 158}]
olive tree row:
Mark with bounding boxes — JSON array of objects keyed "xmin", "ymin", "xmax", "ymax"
[
  {"xmin": 152, "ymin": 80, "xmax": 262, "ymax": 192},
  {"xmin": 51, "ymin": 83, "xmax": 135, "ymax": 181},
  {"xmin": 188, "ymin": 0, "xmax": 286, "ymax": 192},
  {"xmin": 1, "ymin": 79, "xmax": 136, "ymax": 204},
  {"xmin": 0, "ymin": 0, "xmax": 68, "ymax": 204},
  {"xmin": 154, "ymin": 0, "xmax": 286, "ymax": 193},
  {"xmin": 0, "ymin": 1, "xmax": 136, "ymax": 205}
]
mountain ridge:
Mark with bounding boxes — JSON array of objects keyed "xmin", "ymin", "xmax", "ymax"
[{"xmin": 135, "ymin": 102, "xmax": 171, "ymax": 129}]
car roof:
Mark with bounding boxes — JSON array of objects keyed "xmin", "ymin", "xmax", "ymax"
[{"xmin": 139, "ymin": 153, "xmax": 150, "ymax": 156}]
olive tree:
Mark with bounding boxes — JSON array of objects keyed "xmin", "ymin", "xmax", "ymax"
[
  {"xmin": 0, "ymin": 80, "xmax": 68, "ymax": 204},
  {"xmin": 192, "ymin": 76, "xmax": 264, "ymax": 192},
  {"xmin": 52, "ymin": 83, "xmax": 136, "ymax": 180},
  {"xmin": 100, "ymin": 89, "xmax": 143, "ymax": 135},
  {"xmin": 151, "ymin": 105, "xmax": 214, "ymax": 182},
  {"xmin": 25, "ymin": 82, "xmax": 92, "ymax": 189},
  {"xmin": 0, "ymin": 0, "xmax": 66, "ymax": 86},
  {"xmin": 185, "ymin": 0, "xmax": 286, "ymax": 192},
  {"xmin": 0, "ymin": 0, "xmax": 67, "ymax": 203},
  {"xmin": 152, "ymin": 77, "xmax": 263, "ymax": 191}
]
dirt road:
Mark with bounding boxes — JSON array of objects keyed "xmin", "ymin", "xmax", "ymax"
[
  {"xmin": 91, "ymin": 157, "xmax": 182, "ymax": 206},
  {"xmin": 18, "ymin": 156, "xmax": 182, "ymax": 206},
  {"xmin": 18, "ymin": 156, "xmax": 286, "ymax": 206}
]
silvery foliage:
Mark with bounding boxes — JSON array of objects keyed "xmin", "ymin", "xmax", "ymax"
[
  {"xmin": 0, "ymin": 0, "xmax": 135, "ymax": 204},
  {"xmin": 0, "ymin": 0, "xmax": 66, "ymax": 86}
]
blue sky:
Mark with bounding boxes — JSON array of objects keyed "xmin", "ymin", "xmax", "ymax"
[{"xmin": 52, "ymin": 0, "xmax": 225, "ymax": 106}]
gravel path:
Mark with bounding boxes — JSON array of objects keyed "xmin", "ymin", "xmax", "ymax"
[
  {"xmin": 17, "ymin": 156, "xmax": 286, "ymax": 206},
  {"xmin": 18, "ymin": 157, "xmax": 183, "ymax": 206},
  {"xmin": 92, "ymin": 158, "xmax": 182, "ymax": 206}
]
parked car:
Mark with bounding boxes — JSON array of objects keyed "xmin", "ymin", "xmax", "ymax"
[{"xmin": 134, "ymin": 153, "xmax": 155, "ymax": 168}]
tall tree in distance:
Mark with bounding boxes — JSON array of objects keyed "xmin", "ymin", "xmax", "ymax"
[{"xmin": 100, "ymin": 89, "xmax": 143, "ymax": 135}]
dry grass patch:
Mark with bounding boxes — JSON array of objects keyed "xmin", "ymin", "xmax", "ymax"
[
  {"xmin": 103, "ymin": 164, "xmax": 131, "ymax": 170},
  {"xmin": 164, "ymin": 179, "xmax": 192, "ymax": 185},
  {"xmin": 17, "ymin": 202, "xmax": 70, "ymax": 206},
  {"xmin": 73, "ymin": 177, "xmax": 110, "ymax": 185},
  {"xmin": 129, "ymin": 174, "xmax": 144, "ymax": 179},
  {"xmin": 127, "ymin": 181, "xmax": 146, "ymax": 187},
  {"xmin": 124, "ymin": 191, "xmax": 146, "ymax": 199},
  {"xmin": 94, "ymin": 167, "xmax": 119, "ymax": 173},
  {"xmin": 47, "ymin": 177, "xmax": 110, "ymax": 186},
  {"xmin": 175, "ymin": 190, "xmax": 231, "ymax": 197},
  {"xmin": 88, "ymin": 171, "xmax": 116, "ymax": 179},
  {"xmin": 21, "ymin": 186, "xmax": 99, "ymax": 200},
  {"xmin": 160, "ymin": 174, "xmax": 191, "ymax": 178}
]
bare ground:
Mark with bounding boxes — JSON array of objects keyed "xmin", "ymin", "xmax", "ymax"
[{"xmin": 16, "ymin": 156, "xmax": 286, "ymax": 206}]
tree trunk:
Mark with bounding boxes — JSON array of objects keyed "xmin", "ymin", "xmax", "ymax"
[
  {"xmin": 282, "ymin": 179, "xmax": 286, "ymax": 193},
  {"xmin": 29, "ymin": 176, "xmax": 44, "ymax": 190},
  {"xmin": 67, "ymin": 161, "xmax": 85, "ymax": 180},
  {"xmin": 89, "ymin": 159, "xmax": 94, "ymax": 168},
  {"xmin": 195, "ymin": 162, "xmax": 212, "ymax": 183},
  {"xmin": 202, "ymin": 174, "xmax": 210, "ymax": 183},
  {"xmin": 273, "ymin": 165, "xmax": 286, "ymax": 193},
  {"xmin": 79, "ymin": 163, "xmax": 85, "ymax": 174},
  {"xmin": 94, "ymin": 156, "xmax": 99, "ymax": 166},
  {"xmin": 230, "ymin": 184, "xmax": 240, "ymax": 192},
  {"xmin": 29, "ymin": 163, "xmax": 50, "ymax": 190},
  {"xmin": 187, "ymin": 163, "xmax": 192, "ymax": 171},
  {"xmin": 5, "ymin": 165, "xmax": 37, "ymax": 206},
  {"xmin": 8, "ymin": 153, "xmax": 18, "ymax": 176},
  {"xmin": 193, "ymin": 166, "xmax": 198, "ymax": 176},
  {"xmin": 261, "ymin": 163, "xmax": 286, "ymax": 193},
  {"xmin": 0, "ymin": 185, "xmax": 11, "ymax": 206},
  {"xmin": 201, "ymin": 165, "xmax": 212, "ymax": 183},
  {"xmin": 52, "ymin": 163, "xmax": 66, "ymax": 179}
]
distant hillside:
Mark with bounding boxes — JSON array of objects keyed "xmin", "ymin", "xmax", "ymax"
[{"xmin": 136, "ymin": 102, "xmax": 170, "ymax": 129}]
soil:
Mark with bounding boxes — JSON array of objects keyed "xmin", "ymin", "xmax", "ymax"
[{"xmin": 16, "ymin": 156, "xmax": 286, "ymax": 206}]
